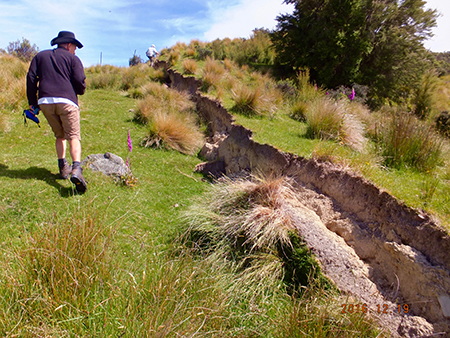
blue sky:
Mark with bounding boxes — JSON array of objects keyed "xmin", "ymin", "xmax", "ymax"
[{"xmin": 0, "ymin": 0, "xmax": 448, "ymax": 68}]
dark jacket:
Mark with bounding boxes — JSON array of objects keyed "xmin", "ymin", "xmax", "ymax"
[{"xmin": 26, "ymin": 47, "xmax": 86, "ymax": 107}]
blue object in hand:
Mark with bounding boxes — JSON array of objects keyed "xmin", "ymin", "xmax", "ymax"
[{"xmin": 23, "ymin": 107, "xmax": 40, "ymax": 127}]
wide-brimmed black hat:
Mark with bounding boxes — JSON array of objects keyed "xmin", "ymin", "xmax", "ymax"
[{"xmin": 51, "ymin": 31, "xmax": 83, "ymax": 48}]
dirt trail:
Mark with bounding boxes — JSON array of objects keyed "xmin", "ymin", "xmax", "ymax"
[{"xmin": 163, "ymin": 63, "xmax": 450, "ymax": 337}]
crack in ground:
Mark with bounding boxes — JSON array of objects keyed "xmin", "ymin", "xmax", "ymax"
[{"xmin": 163, "ymin": 63, "xmax": 450, "ymax": 337}]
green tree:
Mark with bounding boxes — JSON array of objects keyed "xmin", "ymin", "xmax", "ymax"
[
  {"xmin": 271, "ymin": 0, "xmax": 438, "ymax": 107},
  {"xmin": 6, "ymin": 38, "xmax": 39, "ymax": 62}
]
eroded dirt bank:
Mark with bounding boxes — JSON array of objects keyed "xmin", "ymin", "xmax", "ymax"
[{"xmin": 163, "ymin": 63, "xmax": 450, "ymax": 337}]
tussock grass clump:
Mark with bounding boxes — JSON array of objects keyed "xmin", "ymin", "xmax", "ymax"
[
  {"xmin": 306, "ymin": 98, "xmax": 367, "ymax": 151},
  {"xmin": 290, "ymin": 100, "xmax": 309, "ymax": 122},
  {"xmin": 85, "ymin": 64, "xmax": 122, "ymax": 89},
  {"xmin": 134, "ymin": 83, "xmax": 195, "ymax": 124},
  {"xmin": 120, "ymin": 63, "xmax": 165, "ymax": 91},
  {"xmin": 0, "ymin": 55, "xmax": 28, "ymax": 114},
  {"xmin": 223, "ymin": 58, "xmax": 235, "ymax": 71},
  {"xmin": 181, "ymin": 175, "xmax": 380, "ymax": 336},
  {"xmin": 86, "ymin": 64, "xmax": 165, "ymax": 91},
  {"xmin": 183, "ymin": 175, "xmax": 327, "ymax": 290},
  {"xmin": 296, "ymin": 69, "xmax": 324, "ymax": 102},
  {"xmin": 1, "ymin": 211, "xmax": 114, "ymax": 333},
  {"xmin": 185, "ymin": 47, "xmax": 196, "ymax": 58},
  {"xmin": 201, "ymin": 69, "xmax": 223, "ymax": 93},
  {"xmin": 375, "ymin": 111, "xmax": 444, "ymax": 171},
  {"xmin": 87, "ymin": 71, "xmax": 121, "ymax": 89},
  {"xmin": 203, "ymin": 57, "xmax": 225, "ymax": 76},
  {"xmin": 182, "ymin": 58, "xmax": 198, "ymax": 75},
  {"xmin": 201, "ymin": 57, "xmax": 226, "ymax": 92},
  {"xmin": 135, "ymin": 83, "xmax": 203, "ymax": 155},
  {"xmin": 231, "ymin": 84, "xmax": 262, "ymax": 115},
  {"xmin": 141, "ymin": 110, "xmax": 203, "ymax": 155}
]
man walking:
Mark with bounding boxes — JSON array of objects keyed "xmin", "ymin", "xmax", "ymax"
[
  {"xmin": 27, "ymin": 31, "xmax": 87, "ymax": 193},
  {"xmin": 146, "ymin": 44, "xmax": 160, "ymax": 67}
]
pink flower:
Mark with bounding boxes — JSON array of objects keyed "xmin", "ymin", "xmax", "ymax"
[
  {"xmin": 127, "ymin": 129, "xmax": 132, "ymax": 152},
  {"xmin": 348, "ymin": 88, "xmax": 356, "ymax": 101}
]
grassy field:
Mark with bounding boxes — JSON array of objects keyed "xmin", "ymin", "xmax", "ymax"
[{"xmin": 0, "ymin": 86, "xmax": 383, "ymax": 337}]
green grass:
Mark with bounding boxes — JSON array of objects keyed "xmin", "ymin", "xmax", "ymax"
[
  {"xmin": 0, "ymin": 86, "xmax": 383, "ymax": 337},
  {"xmin": 233, "ymin": 111, "xmax": 450, "ymax": 228}
]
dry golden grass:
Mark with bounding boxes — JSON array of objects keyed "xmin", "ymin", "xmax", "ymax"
[
  {"xmin": 201, "ymin": 70, "xmax": 222, "ymax": 92},
  {"xmin": 182, "ymin": 58, "xmax": 198, "ymax": 75},
  {"xmin": 223, "ymin": 58, "xmax": 235, "ymax": 71},
  {"xmin": 186, "ymin": 175, "xmax": 300, "ymax": 252},
  {"xmin": 135, "ymin": 82, "xmax": 203, "ymax": 155},
  {"xmin": 135, "ymin": 82, "xmax": 195, "ymax": 124},
  {"xmin": 231, "ymin": 84, "xmax": 262, "ymax": 115},
  {"xmin": 3, "ymin": 211, "xmax": 113, "ymax": 331},
  {"xmin": 185, "ymin": 48, "xmax": 196, "ymax": 58},
  {"xmin": 204, "ymin": 57, "xmax": 225, "ymax": 76},
  {"xmin": 141, "ymin": 110, "xmax": 203, "ymax": 155},
  {"xmin": 168, "ymin": 49, "xmax": 180, "ymax": 67},
  {"xmin": 306, "ymin": 98, "xmax": 367, "ymax": 151},
  {"xmin": 0, "ymin": 55, "xmax": 28, "ymax": 131},
  {"xmin": 0, "ymin": 55, "xmax": 28, "ymax": 110}
]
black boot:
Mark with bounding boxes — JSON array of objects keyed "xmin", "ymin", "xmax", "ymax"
[{"xmin": 70, "ymin": 164, "xmax": 87, "ymax": 193}]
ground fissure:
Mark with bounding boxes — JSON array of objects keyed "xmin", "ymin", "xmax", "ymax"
[{"xmin": 162, "ymin": 62, "xmax": 450, "ymax": 337}]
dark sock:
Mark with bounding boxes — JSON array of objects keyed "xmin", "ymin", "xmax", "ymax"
[
  {"xmin": 58, "ymin": 158, "xmax": 67, "ymax": 168},
  {"xmin": 72, "ymin": 161, "xmax": 81, "ymax": 169}
]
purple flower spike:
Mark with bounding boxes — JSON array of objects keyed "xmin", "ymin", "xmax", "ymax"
[
  {"xmin": 348, "ymin": 88, "xmax": 356, "ymax": 101},
  {"xmin": 127, "ymin": 129, "xmax": 133, "ymax": 152}
]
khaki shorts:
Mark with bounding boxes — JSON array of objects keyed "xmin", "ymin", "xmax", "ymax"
[{"xmin": 40, "ymin": 104, "xmax": 81, "ymax": 140}]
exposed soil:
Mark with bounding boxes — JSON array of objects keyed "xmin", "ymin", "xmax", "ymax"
[{"xmin": 162, "ymin": 62, "xmax": 450, "ymax": 337}]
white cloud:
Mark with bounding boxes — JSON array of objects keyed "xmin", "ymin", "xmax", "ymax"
[
  {"xmin": 424, "ymin": 0, "xmax": 450, "ymax": 52},
  {"xmin": 203, "ymin": 0, "xmax": 293, "ymax": 41}
]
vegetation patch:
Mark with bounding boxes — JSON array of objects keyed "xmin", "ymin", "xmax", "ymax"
[
  {"xmin": 375, "ymin": 110, "xmax": 444, "ymax": 172},
  {"xmin": 183, "ymin": 175, "xmax": 330, "ymax": 292}
]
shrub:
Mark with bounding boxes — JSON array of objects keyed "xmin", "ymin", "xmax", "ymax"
[
  {"xmin": 129, "ymin": 50, "xmax": 143, "ymax": 66},
  {"xmin": 413, "ymin": 71, "xmax": 439, "ymax": 119},
  {"xmin": 182, "ymin": 58, "xmax": 198, "ymax": 75},
  {"xmin": 195, "ymin": 45, "xmax": 213, "ymax": 60},
  {"xmin": 5, "ymin": 37, "xmax": 39, "ymax": 62},
  {"xmin": 276, "ymin": 79, "xmax": 297, "ymax": 99},
  {"xmin": 376, "ymin": 111, "xmax": 444, "ymax": 171}
]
